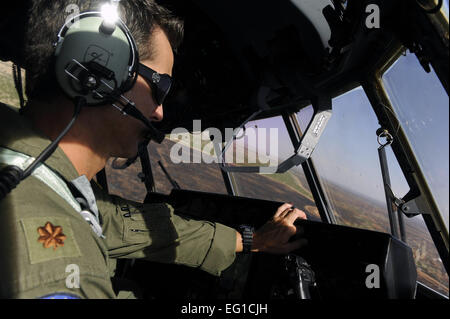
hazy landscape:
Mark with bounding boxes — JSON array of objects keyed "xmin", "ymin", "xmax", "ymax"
[{"xmin": 1, "ymin": 61, "xmax": 448, "ymax": 297}]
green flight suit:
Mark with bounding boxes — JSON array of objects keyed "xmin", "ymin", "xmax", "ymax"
[{"xmin": 0, "ymin": 103, "xmax": 237, "ymax": 299}]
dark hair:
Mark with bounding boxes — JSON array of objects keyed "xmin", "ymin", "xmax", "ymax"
[{"xmin": 24, "ymin": 0, "xmax": 183, "ymax": 101}]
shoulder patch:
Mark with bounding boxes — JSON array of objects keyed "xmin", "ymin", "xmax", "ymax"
[
  {"xmin": 20, "ymin": 217, "xmax": 82, "ymax": 264},
  {"xmin": 37, "ymin": 222, "xmax": 67, "ymax": 250},
  {"xmin": 40, "ymin": 293, "xmax": 81, "ymax": 299}
]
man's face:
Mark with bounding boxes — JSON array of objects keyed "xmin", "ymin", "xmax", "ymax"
[{"xmin": 109, "ymin": 27, "xmax": 174, "ymax": 158}]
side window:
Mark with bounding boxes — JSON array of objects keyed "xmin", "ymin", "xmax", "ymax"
[
  {"xmin": 382, "ymin": 51, "xmax": 449, "ymax": 296},
  {"xmin": 149, "ymin": 136, "xmax": 228, "ymax": 195},
  {"xmin": 310, "ymin": 84, "xmax": 448, "ymax": 296},
  {"xmin": 105, "ymin": 157, "xmax": 148, "ymax": 202},
  {"xmin": 106, "ymin": 136, "xmax": 229, "ymax": 201},
  {"xmin": 382, "ymin": 52, "xmax": 449, "ymax": 229},
  {"xmin": 310, "ymin": 87, "xmax": 393, "ymax": 233},
  {"xmin": 227, "ymin": 115, "xmax": 321, "ymax": 221},
  {"xmin": 385, "ymin": 145, "xmax": 449, "ymax": 297}
]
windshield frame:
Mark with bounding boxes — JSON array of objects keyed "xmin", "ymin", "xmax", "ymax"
[{"xmin": 360, "ymin": 42, "xmax": 449, "ymax": 277}]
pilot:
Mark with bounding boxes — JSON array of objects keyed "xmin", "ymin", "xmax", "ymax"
[{"xmin": 0, "ymin": 0, "xmax": 307, "ymax": 299}]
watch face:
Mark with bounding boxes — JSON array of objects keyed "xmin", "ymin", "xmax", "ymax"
[{"xmin": 239, "ymin": 225, "xmax": 254, "ymax": 232}]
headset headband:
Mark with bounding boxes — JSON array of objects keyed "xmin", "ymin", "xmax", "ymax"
[{"xmin": 56, "ymin": 11, "xmax": 138, "ymax": 73}]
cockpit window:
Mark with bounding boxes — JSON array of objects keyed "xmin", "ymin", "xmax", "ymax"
[
  {"xmin": 382, "ymin": 51, "xmax": 449, "ymax": 230},
  {"xmin": 383, "ymin": 144, "xmax": 449, "ymax": 296},
  {"xmin": 229, "ymin": 115, "xmax": 321, "ymax": 221},
  {"xmin": 310, "ymin": 87, "xmax": 393, "ymax": 233},
  {"xmin": 381, "ymin": 52, "xmax": 449, "ymax": 296},
  {"xmin": 152, "ymin": 136, "xmax": 229, "ymax": 195},
  {"xmin": 310, "ymin": 85, "xmax": 449, "ymax": 296},
  {"xmin": 444, "ymin": 0, "xmax": 449, "ymax": 18}
]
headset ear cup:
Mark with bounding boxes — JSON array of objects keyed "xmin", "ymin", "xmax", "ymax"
[{"xmin": 54, "ymin": 12, "xmax": 139, "ymax": 105}]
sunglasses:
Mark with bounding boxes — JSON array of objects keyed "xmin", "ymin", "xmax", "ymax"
[{"xmin": 138, "ymin": 63, "xmax": 172, "ymax": 106}]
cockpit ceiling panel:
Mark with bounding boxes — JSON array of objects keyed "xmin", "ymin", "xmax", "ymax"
[{"xmin": 191, "ymin": 0, "xmax": 326, "ymax": 64}]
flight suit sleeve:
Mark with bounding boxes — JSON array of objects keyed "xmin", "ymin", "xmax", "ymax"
[{"xmin": 94, "ymin": 187, "xmax": 237, "ymax": 276}]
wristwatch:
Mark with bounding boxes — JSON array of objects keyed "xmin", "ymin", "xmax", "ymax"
[{"xmin": 238, "ymin": 225, "xmax": 254, "ymax": 254}]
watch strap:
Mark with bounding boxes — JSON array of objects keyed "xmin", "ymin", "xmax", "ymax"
[{"xmin": 238, "ymin": 225, "xmax": 254, "ymax": 254}]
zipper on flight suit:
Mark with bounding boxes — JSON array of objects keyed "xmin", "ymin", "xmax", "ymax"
[
  {"xmin": 121, "ymin": 204, "xmax": 149, "ymax": 233},
  {"xmin": 130, "ymin": 229, "xmax": 149, "ymax": 233}
]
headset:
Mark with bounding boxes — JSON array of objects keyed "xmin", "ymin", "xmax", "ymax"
[
  {"xmin": 54, "ymin": 10, "xmax": 139, "ymax": 105},
  {"xmin": 54, "ymin": 5, "xmax": 165, "ymax": 140},
  {"xmin": 0, "ymin": 1, "xmax": 165, "ymax": 200}
]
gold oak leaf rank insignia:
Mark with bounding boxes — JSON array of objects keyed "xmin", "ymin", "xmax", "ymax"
[{"xmin": 37, "ymin": 222, "xmax": 67, "ymax": 250}]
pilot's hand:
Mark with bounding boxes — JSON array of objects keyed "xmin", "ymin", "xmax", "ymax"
[{"xmin": 252, "ymin": 203, "xmax": 307, "ymax": 254}]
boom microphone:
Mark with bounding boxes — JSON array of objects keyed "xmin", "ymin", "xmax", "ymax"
[{"xmin": 119, "ymin": 101, "xmax": 166, "ymax": 144}]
